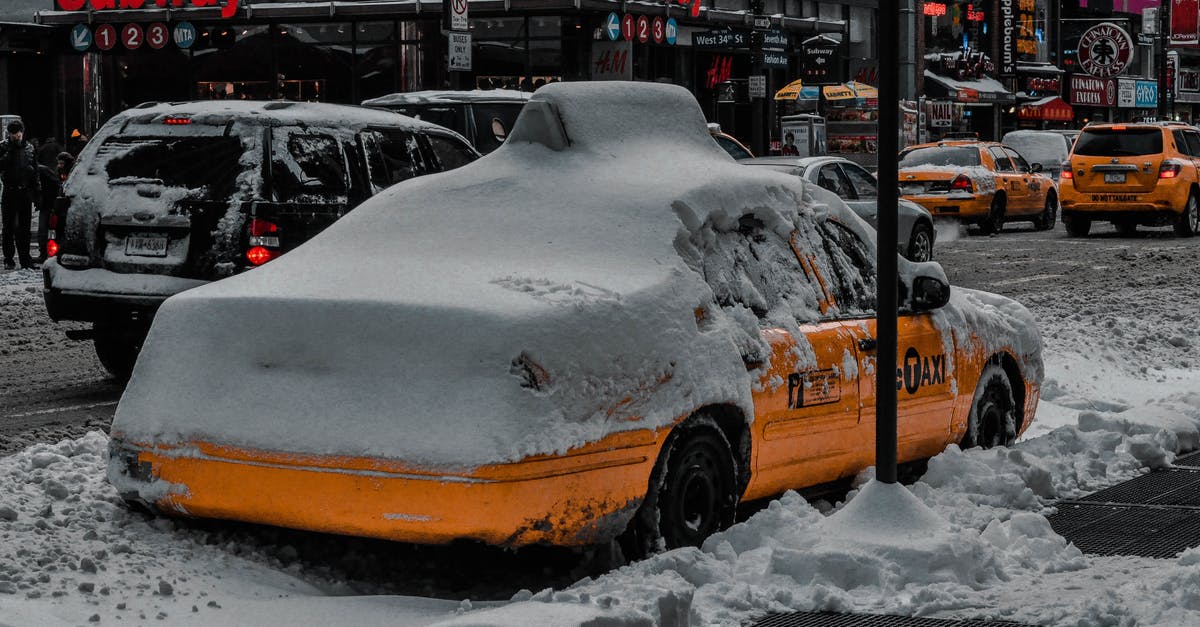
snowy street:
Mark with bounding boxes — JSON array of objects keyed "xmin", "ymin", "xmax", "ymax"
[{"xmin": 4, "ymin": 219, "xmax": 1200, "ymax": 625}]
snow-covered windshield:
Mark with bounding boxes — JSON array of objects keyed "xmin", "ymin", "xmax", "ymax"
[
  {"xmin": 899, "ymin": 146, "xmax": 981, "ymax": 168},
  {"xmin": 100, "ymin": 136, "xmax": 246, "ymax": 201},
  {"xmin": 1002, "ymin": 131, "xmax": 1070, "ymax": 166}
]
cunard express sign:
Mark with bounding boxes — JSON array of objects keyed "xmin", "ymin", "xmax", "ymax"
[
  {"xmin": 55, "ymin": 0, "xmax": 240, "ymax": 19},
  {"xmin": 1077, "ymin": 22, "xmax": 1134, "ymax": 79}
]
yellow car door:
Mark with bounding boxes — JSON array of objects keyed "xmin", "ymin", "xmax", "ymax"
[{"xmin": 989, "ymin": 146, "xmax": 1028, "ymax": 212}]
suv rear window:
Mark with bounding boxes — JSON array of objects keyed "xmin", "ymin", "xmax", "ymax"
[
  {"xmin": 101, "ymin": 136, "xmax": 245, "ymax": 201},
  {"xmin": 1073, "ymin": 129, "xmax": 1163, "ymax": 156},
  {"xmin": 899, "ymin": 147, "xmax": 981, "ymax": 168}
]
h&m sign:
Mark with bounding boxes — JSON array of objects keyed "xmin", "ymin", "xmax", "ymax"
[{"xmin": 55, "ymin": 0, "xmax": 240, "ymax": 19}]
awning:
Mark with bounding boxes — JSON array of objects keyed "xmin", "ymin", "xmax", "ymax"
[
  {"xmin": 923, "ymin": 70, "xmax": 1015, "ymax": 104},
  {"xmin": 823, "ymin": 80, "xmax": 878, "ymax": 100},
  {"xmin": 1018, "ymin": 96, "xmax": 1074, "ymax": 122},
  {"xmin": 774, "ymin": 79, "xmax": 821, "ymax": 102}
]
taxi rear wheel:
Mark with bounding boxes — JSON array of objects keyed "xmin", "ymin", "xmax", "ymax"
[
  {"xmin": 1064, "ymin": 214, "xmax": 1091, "ymax": 237},
  {"xmin": 977, "ymin": 195, "xmax": 1005, "ymax": 235},
  {"xmin": 1114, "ymin": 220, "xmax": 1138, "ymax": 237},
  {"xmin": 962, "ymin": 364, "xmax": 1017, "ymax": 450},
  {"xmin": 621, "ymin": 423, "xmax": 738, "ymax": 559},
  {"xmin": 1175, "ymin": 193, "xmax": 1199, "ymax": 237},
  {"xmin": 1035, "ymin": 195, "xmax": 1057, "ymax": 231}
]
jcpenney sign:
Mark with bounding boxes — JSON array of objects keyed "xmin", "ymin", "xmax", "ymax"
[
  {"xmin": 999, "ymin": 0, "xmax": 1015, "ymax": 76},
  {"xmin": 55, "ymin": 0, "xmax": 240, "ymax": 19}
]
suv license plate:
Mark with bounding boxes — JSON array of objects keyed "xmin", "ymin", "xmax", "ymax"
[
  {"xmin": 1104, "ymin": 173, "xmax": 1126, "ymax": 184},
  {"xmin": 125, "ymin": 235, "xmax": 168, "ymax": 257}
]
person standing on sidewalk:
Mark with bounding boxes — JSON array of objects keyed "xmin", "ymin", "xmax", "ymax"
[{"xmin": 0, "ymin": 120, "xmax": 41, "ymax": 269}]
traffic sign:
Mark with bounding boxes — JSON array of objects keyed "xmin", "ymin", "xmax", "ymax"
[
  {"xmin": 652, "ymin": 17, "xmax": 665, "ymax": 44},
  {"xmin": 121, "ymin": 23, "xmax": 143, "ymax": 50},
  {"xmin": 753, "ymin": 17, "xmax": 770, "ymax": 29},
  {"xmin": 173, "ymin": 22, "xmax": 196, "ymax": 49},
  {"xmin": 749, "ymin": 75, "xmax": 766, "ymax": 98},
  {"xmin": 665, "ymin": 18, "xmax": 678, "ymax": 45},
  {"xmin": 94, "ymin": 24, "xmax": 116, "ymax": 51},
  {"xmin": 146, "ymin": 22, "xmax": 168, "ymax": 50},
  {"xmin": 621, "ymin": 14, "xmax": 635, "ymax": 42},
  {"xmin": 636, "ymin": 15, "xmax": 649, "ymax": 43},
  {"xmin": 69, "ymin": 24, "xmax": 92, "ymax": 52},
  {"xmin": 605, "ymin": 12, "xmax": 620, "ymax": 42},
  {"xmin": 450, "ymin": 0, "xmax": 468, "ymax": 31},
  {"xmin": 449, "ymin": 31, "xmax": 472, "ymax": 71}
]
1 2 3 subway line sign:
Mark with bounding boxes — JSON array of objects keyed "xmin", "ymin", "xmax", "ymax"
[
  {"xmin": 1078, "ymin": 22, "xmax": 1134, "ymax": 79},
  {"xmin": 56, "ymin": 0, "xmax": 240, "ymax": 19}
]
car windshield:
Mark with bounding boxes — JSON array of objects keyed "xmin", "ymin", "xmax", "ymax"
[
  {"xmin": 101, "ymin": 136, "xmax": 245, "ymax": 201},
  {"xmin": 1073, "ymin": 128, "xmax": 1163, "ymax": 156},
  {"xmin": 899, "ymin": 146, "xmax": 981, "ymax": 168}
]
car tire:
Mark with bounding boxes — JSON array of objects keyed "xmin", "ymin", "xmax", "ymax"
[
  {"xmin": 906, "ymin": 222, "xmax": 934, "ymax": 262},
  {"xmin": 93, "ymin": 322, "xmax": 148, "ymax": 381},
  {"xmin": 961, "ymin": 363, "xmax": 1017, "ymax": 450},
  {"xmin": 1174, "ymin": 193, "xmax": 1199, "ymax": 237},
  {"xmin": 1115, "ymin": 220, "xmax": 1138, "ymax": 237},
  {"xmin": 620, "ymin": 421, "xmax": 738, "ymax": 560},
  {"xmin": 1035, "ymin": 194, "xmax": 1057, "ymax": 231},
  {"xmin": 977, "ymin": 195, "xmax": 1005, "ymax": 235},
  {"xmin": 1063, "ymin": 214, "xmax": 1091, "ymax": 237}
]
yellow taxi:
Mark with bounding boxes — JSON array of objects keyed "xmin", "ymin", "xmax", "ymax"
[
  {"xmin": 1059, "ymin": 122, "xmax": 1200, "ymax": 237},
  {"xmin": 106, "ymin": 83, "xmax": 1042, "ymax": 558},
  {"xmin": 898, "ymin": 141, "xmax": 1058, "ymax": 234}
]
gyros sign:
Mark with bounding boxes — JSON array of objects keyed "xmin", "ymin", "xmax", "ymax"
[{"xmin": 56, "ymin": 0, "xmax": 240, "ymax": 19}]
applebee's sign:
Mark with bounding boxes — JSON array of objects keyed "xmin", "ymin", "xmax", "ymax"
[
  {"xmin": 55, "ymin": 0, "xmax": 240, "ymax": 19},
  {"xmin": 1077, "ymin": 22, "xmax": 1134, "ymax": 79}
]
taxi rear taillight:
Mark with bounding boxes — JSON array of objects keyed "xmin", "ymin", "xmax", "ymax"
[
  {"xmin": 246, "ymin": 218, "xmax": 281, "ymax": 266},
  {"xmin": 1159, "ymin": 161, "xmax": 1183, "ymax": 179},
  {"xmin": 1060, "ymin": 163, "xmax": 1073, "ymax": 180},
  {"xmin": 950, "ymin": 174, "xmax": 973, "ymax": 192}
]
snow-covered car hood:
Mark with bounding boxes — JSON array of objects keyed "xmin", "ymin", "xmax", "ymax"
[{"xmin": 111, "ymin": 83, "xmax": 1035, "ymax": 469}]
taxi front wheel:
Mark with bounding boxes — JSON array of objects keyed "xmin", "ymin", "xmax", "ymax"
[
  {"xmin": 962, "ymin": 364, "xmax": 1017, "ymax": 450},
  {"xmin": 1175, "ymin": 194, "xmax": 1199, "ymax": 237},
  {"xmin": 621, "ymin": 421, "xmax": 738, "ymax": 560}
]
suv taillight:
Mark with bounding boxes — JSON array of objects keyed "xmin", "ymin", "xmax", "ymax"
[
  {"xmin": 246, "ymin": 218, "xmax": 281, "ymax": 266},
  {"xmin": 950, "ymin": 174, "xmax": 973, "ymax": 192},
  {"xmin": 48, "ymin": 196, "xmax": 70, "ymax": 259},
  {"xmin": 1060, "ymin": 163, "xmax": 1073, "ymax": 180},
  {"xmin": 1160, "ymin": 160, "xmax": 1183, "ymax": 179}
]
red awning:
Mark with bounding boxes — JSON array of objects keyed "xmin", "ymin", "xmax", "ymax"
[{"xmin": 1018, "ymin": 96, "xmax": 1074, "ymax": 122}]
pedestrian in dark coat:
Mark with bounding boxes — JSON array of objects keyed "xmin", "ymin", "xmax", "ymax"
[
  {"xmin": 36, "ymin": 137, "xmax": 62, "ymax": 169},
  {"xmin": 0, "ymin": 120, "xmax": 40, "ymax": 269}
]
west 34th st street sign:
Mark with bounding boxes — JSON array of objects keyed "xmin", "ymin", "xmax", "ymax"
[{"xmin": 55, "ymin": 0, "xmax": 240, "ymax": 19}]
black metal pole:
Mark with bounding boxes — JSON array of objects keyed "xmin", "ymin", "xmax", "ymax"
[
  {"xmin": 875, "ymin": 0, "xmax": 900, "ymax": 485},
  {"xmin": 1159, "ymin": 3, "xmax": 1169, "ymax": 119}
]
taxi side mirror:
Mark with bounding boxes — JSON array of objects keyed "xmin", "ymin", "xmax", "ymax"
[
  {"xmin": 911, "ymin": 275, "xmax": 950, "ymax": 311},
  {"xmin": 1030, "ymin": 163, "xmax": 1044, "ymax": 173}
]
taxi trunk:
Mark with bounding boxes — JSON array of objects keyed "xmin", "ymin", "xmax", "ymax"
[{"xmin": 1067, "ymin": 127, "xmax": 1164, "ymax": 194}]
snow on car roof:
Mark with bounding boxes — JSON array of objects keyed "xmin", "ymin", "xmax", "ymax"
[
  {"xmin": 361, "ymin": 89, "xmax": 532, "ymax": 107},
  {"xmin": 112, "ymin": 83, "xmax": 884, "ymax": 468},
  {"xmin": 112, "ymin": 99, "xmax": 444, "ymax": 132}
]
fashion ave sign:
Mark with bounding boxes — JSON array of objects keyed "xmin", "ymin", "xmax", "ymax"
[{"xmin": 55, "ymin": 0, "xmax": 240, "ymax": 19}]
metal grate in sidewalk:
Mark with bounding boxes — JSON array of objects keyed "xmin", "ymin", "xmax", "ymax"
[
  {"xmin": 1173, "ymin": 450, "xmax": 1200, "ymax": 468},
  {"xmin": 751, "ymin": 611, "xmax": 1037, "ymax": 627},
  {"xmin": 1046, "ymin": 502, "xmax": 1200, "ymax": 558},
  {"xmin": 1077, "ymin": 468, "xmax": 1200, "ymax": 506}
]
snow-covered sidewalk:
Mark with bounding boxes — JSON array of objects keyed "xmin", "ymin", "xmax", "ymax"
[{"xmin": 4, "ymin": 253, "xmax": 1200, "ymax": 625}]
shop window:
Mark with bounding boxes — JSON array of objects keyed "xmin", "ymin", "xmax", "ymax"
[{"xmin": 357, "ymin": 21, "xmax": 396, "ymax": 44}]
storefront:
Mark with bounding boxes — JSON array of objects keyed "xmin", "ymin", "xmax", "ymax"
[
  {"xmin": 922, "ymin": 52, "xmax": 1014, "ymax": 140},
  {"xmin": 32, "ymin": 0, "xmax": 846, "ymax": 153}
]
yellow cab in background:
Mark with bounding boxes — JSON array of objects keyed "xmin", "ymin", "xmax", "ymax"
[
  {"xmin": 898, "ymin": 141, "xmax": 1058, "ymax": 234},
  {"xmin": 1059, "ymin": 121, "xmax": 1200, "ymax": 237}
]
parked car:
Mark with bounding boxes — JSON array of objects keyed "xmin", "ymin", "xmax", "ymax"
[
  {"xmin": 898, "ymin": 141, "xmax": 1058, "ymax": 234},
  {"xmin": 708, "ymin": 123, "xmax": 754, "ymax": 160},
  {"xmin": 1059, "ymin": 121, "xmax": 1200, "ymax": 237},
  {"xmin": 1001, "ymin": 130, "xmax": 1073, "ymax": 183},
  {"xmin": 43, "ymin": 100, "xmax": 479, "ymax": 379},
  {"xmin": 108, "ymin": 82, "xmax": 1043, "ymax": 558},
  {"xmin": 742, "ymin": 155, "xmax": 936, "ymax": 262},
  {"xmin": 362, "ymin": 89, "xmax": 530, "ymax": 154}
]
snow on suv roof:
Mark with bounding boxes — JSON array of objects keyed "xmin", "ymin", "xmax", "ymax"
[
  {"xmin": 114, "ymin": 82, "xmax": 868, "ymax": 467},
  {"xmin": 113, "ymin": 99, "xmax": 445, "ymax": 132},
  {"xmin": 361, "ymin": 89, "xmax": 532, "ymax": 107}
]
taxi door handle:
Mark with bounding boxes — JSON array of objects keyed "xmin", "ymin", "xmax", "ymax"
[{"xmin": 858, "ymin": 337, "xmax": 877, "ymax": 351}]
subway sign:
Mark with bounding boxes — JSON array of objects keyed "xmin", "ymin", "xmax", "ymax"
[{"xmin": 55, "ymin": 0, "xmax": 240, "ymax": 19}]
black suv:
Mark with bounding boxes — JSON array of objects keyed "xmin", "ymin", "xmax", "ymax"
[
  {"xmin": 362, "ymin": 90, "xmax": 529, "ymax": 154},
  {"xmin": 44, "ymin": 100, "xmax": 478, "ymax": 378}
]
